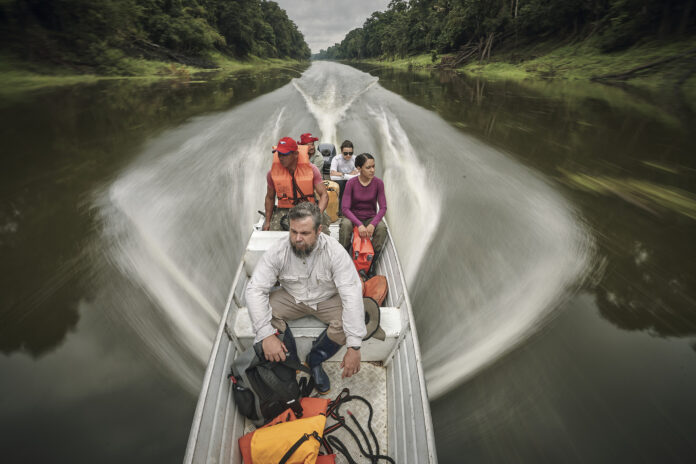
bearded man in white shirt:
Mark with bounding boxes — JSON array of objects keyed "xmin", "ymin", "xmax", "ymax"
[{"xmin": 245, "ymin": 202, "xmax": 366, "ymax": 394}]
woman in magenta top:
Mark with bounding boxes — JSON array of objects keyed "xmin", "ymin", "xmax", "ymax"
[{"xmin": 339, "ymin": 153, "xmax": 388, "ymax": 255}]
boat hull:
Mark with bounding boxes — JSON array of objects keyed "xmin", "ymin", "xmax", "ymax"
[{"xmin": 184, "ymin": 223, "xmax": 437, "ymax": 463}]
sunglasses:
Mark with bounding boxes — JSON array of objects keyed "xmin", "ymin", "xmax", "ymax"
[
  {"xmin": 342, "ymin": 151, "xmax": 353, "ymax": 156},
  {"xmin": 277, "ymin": 151, "xmax": 293, "ymax": 157}
]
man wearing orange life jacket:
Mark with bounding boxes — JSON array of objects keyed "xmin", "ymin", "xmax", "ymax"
[{"xmin": 264, "ymin": 136, "xmax": 330, "ymax": 234}]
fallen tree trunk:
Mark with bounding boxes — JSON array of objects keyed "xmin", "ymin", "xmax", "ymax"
[{"xmin": 480, "ymin": 33, "xmax": 495, "ymax": 62}]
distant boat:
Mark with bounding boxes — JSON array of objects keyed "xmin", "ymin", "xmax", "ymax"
[{"xmin": 184, "ymin": 220, "xmax": 437, "ymax": 463}]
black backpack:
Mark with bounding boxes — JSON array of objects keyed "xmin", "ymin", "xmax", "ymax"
[{"xmin": 229, "ymin": 328, "xmax": 312, "ymax": 426}]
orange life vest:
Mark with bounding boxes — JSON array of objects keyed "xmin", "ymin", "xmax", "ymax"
[
  {"xmin": 271, "ymin": 145, "xmax": 316, "ymax": 209},
  {"xmin": 352, "ymin": 226, "xmax": 374, "ymax": 278}
]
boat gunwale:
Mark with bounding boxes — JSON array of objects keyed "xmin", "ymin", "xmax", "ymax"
[
  {"xmin": 183, "ymin": 258, "xmax": 245, "ymax": 464},
  {"xmin": 382, "ymin": 224, "xmax": 438, "ymax": 463}
]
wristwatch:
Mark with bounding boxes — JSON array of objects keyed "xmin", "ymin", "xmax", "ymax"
[{"xmin": 348, "ymin": 346, "xmax": 361, "ymax": 351}]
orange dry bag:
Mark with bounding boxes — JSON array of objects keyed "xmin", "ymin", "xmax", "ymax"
[
  {"xmin": 363, "ymin": 275, "xmax": 388, "ymax": 306},
  {"xmin": 239, "ymin": 397, "xmax": 334, "ymax": 464},
  {"xmin": 351, "ymin": 226, "xmax": 374, "ymax": 278},
  {"xmin": 251, "ymin": 414, "xmax": 325, "ymax": 463}
]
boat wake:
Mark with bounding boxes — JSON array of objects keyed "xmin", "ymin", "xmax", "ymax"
[
  {"xmin": 291, "ymin": 65, "xmax": 377, "ymax": 145},
  {"xmin": 94, "ymin": 62, "xmax": 591, "ymax": 399}
]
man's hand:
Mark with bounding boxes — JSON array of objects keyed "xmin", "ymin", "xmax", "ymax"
[
  {"xmin": 262, "ymin": 220, "xmax": 270, "ymax": 231},
  {"xmin": 358, "ymin": 224, "xmax": 368, "ymax": 238},
  {"xmin": 340, "ymin": 347, "xmax": 361, "ymax": 378},
  {"xmin": 262, "ymin": 334, "xmax": 287, "ymax": 362},
  {"xmin": 366, "ymin": 224, "xmax": 375, "ymax": 238}
]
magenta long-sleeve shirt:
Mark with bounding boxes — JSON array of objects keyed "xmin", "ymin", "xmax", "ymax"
[{"xmin": 341, "ymin": 176, "xmax": 387, "ymax": 227}]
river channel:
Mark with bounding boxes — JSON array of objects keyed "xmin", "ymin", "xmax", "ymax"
[{"xmin": 1, "ymin": 62, "xmax": 695, "ymax": 463}]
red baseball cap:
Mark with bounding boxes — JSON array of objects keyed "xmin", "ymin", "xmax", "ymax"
[
  {"xmin": 273, "ymin": 137, "xmax": 298, "ymax": 154},
  {"xmin": 299, "ymin": 133, "xmax": 319, "ymax": 144}
]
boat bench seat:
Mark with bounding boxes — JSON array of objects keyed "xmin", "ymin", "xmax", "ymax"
[
  {"xmin": 232, "ymin": 306, "xmax": 402, "ymax": 362},
  {"xmin": 243, "ymin": 231, "xmax": 288, "ymax": 277}
]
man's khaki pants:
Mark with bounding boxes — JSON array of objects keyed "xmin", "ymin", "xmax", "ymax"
[{"xmin": 269, "ymin": 288, "xmax": 346, "ymax": 345}]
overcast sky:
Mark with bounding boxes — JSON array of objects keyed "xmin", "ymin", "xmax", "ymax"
[{"xmin": 274, "ymin": 0, "xmax": 391, "ymax": 53}]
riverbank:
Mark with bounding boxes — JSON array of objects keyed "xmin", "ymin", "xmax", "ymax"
[
  {"xmin": 354, "ymin": 38, "xmax": 696, "ymax": 99},
  {"xmin": 0, "ymin": 53, "xmax": 307, "ymax": 96}
]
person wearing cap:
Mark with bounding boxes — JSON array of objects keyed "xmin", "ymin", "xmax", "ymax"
[
  {"xmin": 246, "ymin": 202, "xmax": 367, "ymax": 394},
  {"xmin": 265, "ymin": 136, "xmax": 330, "ymax": 234},
  {"xmin": 299, "ymin": 132, "xmax": 324, "ymax": 171}
]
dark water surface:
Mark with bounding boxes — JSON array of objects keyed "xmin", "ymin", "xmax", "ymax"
[
  {"xmin": 350, "ymin": 66, "xmax": 696, "ymax": 462},
  {"xmin": 1, "ymin": 62, "xmax": 695, "ymax": 463},
  {"xmin": 0, "ymin": 68, "xmax": 305, "ymax": 463}
]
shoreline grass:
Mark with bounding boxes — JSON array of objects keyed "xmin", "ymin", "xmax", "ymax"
[
  {"xmin": 348, "ymin": 37, "xmax": 696, "ymax": 92},
  {"xmin": 0, "ymin": 53, "xmax": 308, "ymax": 95}
]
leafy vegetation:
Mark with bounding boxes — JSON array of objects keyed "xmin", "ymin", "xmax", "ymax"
[
  {"xmin": 0, "ymin": 0, "xmax": 310, "ymax": 75},
  {"xmin": 316, "ymin": 0, "xmax": 696, "ymax": 70}
]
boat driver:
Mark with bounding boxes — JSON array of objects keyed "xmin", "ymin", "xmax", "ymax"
[
  {"xmin": 246, "ymin": 202, "xmax": 367, "ymax": 394},
  {"xmin": 264, "ymin": 136, "xmax": 330, "ymax": 234}
]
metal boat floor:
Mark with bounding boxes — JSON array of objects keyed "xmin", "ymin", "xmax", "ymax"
[
  {"xmin": 320, "ymin": 361, "xmax": 388, "ymax": 463},
  {"xmin": 243, "ymin": 361, "xmax": 387, "ymax": 463}
]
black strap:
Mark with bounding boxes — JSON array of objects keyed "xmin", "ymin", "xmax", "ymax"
[
  {"xmin": 326, "ymin": 388, "xmax": 350, "ymax": 417},
  {"xmin": 291, "ymin": 174, "xmax": 313, "ymax": 205},
  {"xmin": 298, "ymin": 376, "xmax": 316, "ymax": 398},
  {"xmin": 280, "ymin": 355, "xmax": 311, "ymax": 374},
  {"xmin": 278, "ymin": 431, "xmax": 321, "ymax": 464},
  {"xmin": 287, "ymin": 398, "xmax": 303, "ymax": 419}
]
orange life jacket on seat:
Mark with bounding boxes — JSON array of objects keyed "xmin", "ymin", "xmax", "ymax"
[
  {"xmin": 271, "ymin": 145, "xmax": 316, "ymax": 209},
  {"xmin": 352, "ymin": 226, "xmax": 374, "ymax": 278}
]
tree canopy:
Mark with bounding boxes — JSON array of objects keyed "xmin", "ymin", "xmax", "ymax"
[
  {"xmin": 0, "ymin": 0, "xmax": 311, "ymax": 71},
  {"xmin": 316, "ymin": 0, "xmax": 696, "ymax": 60}
]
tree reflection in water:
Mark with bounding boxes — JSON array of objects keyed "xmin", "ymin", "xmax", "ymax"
[
  {"xmin": 354, "ymin": 63, "xmax": 696, "ymax": 340},
  {"xmin": 0, "ymin": 67, "xmax": 305, "ymax": 356}
]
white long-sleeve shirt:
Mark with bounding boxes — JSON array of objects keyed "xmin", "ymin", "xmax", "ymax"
[
  {"xmin": 330, "ymin": 154, "xmax": 356, "ymax": 174},
  {"xmin": 245, "ymin": 233, "xmax": 366, "ymax": 348}
]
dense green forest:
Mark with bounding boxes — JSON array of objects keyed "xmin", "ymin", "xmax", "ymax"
[
  {"xmin": 316, "ymin": 0, "xmax": 696, "ymax": 61},
  {"xmin": 0, "ymin": 0, "xmax": 310, "ymax": 74}
]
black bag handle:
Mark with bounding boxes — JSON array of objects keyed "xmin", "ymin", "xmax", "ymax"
[{"xmin": 278, "ymin": 431, "xmax": 321, "ymax": 464}]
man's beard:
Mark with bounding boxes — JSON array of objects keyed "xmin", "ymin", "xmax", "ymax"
[{"xmin": 290, "ymin": 240, "xmax": 317, "ymax": 258}]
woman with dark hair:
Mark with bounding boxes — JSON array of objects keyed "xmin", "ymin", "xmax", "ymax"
[{"xmin": 339, "ymin": 153, "xmax": 387, "ymax": 259}]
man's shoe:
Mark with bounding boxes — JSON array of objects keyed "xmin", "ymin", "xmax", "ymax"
[
  {"xmin": 311, "ymin": 365, "xmax": 331, "ymax": 395},
  {"xmin": 306, "ymin": 329, "xmax": 341, "ymax": 395}
]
